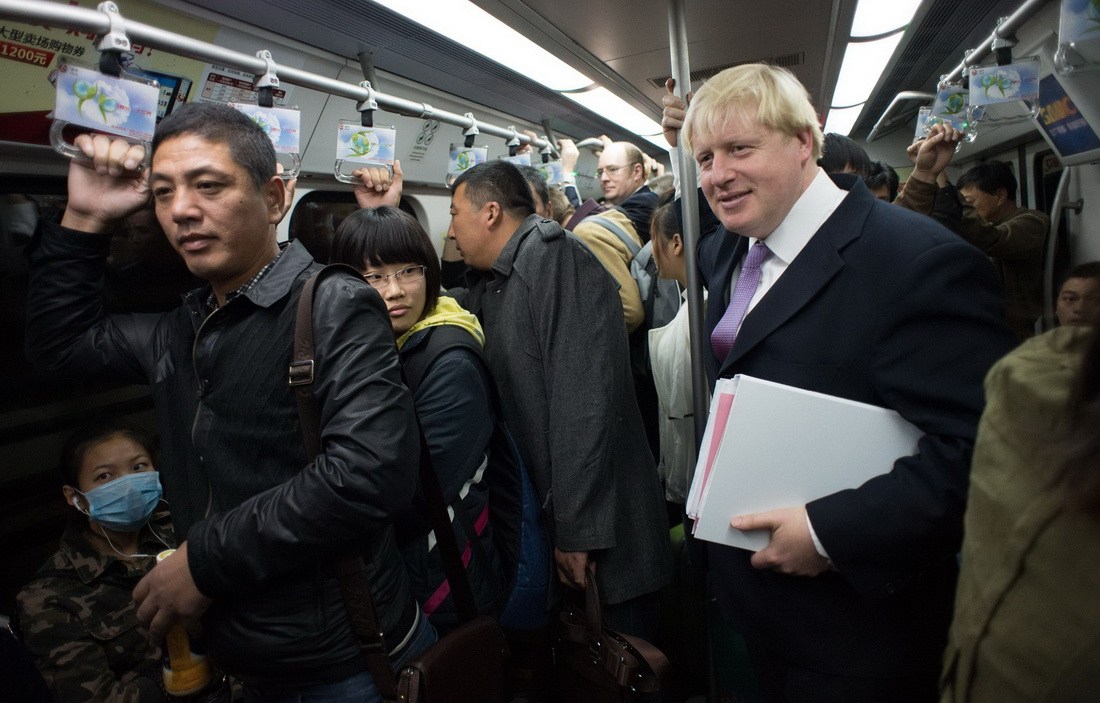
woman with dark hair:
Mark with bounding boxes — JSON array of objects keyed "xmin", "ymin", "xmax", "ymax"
[
  {"xmin": 331, "ymin": 206, "xmax": 505, "ymax": 632},
  {"xmin": 16, "ymin": 421, "xmax": 175, "ymax": 702},
  {"xmin": 942, "ymin": 324, "xmax": 1100, "ymax": 700},
  {"xmin": 818, "ymin": 132, "xmax": 873, "ymax": 176},
  {"xmin": 646, "ymin": 193, "xmax": 705, "ymax": 505}
]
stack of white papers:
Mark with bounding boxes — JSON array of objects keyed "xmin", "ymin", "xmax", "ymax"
[{"xmin": 686, "ymin": 375, "xmax": 923, "ymax": 551}]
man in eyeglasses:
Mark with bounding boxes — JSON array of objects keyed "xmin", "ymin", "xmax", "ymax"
[{"xmin": 597, "ymin": 141, "xmax": 659, "ymax": 242}]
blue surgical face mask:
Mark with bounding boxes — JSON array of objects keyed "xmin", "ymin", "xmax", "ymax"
[{"xmin": 75, "ymin": 471, "xmax": 163, "ymax": 532}]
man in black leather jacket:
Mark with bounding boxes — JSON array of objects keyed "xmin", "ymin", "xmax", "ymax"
[{"xmin": 25, "ymin": 103, "xmax": 428, "ymax": 700}]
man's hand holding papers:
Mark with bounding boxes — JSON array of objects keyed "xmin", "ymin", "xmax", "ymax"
[{"xmin": 732, "ymin": 506, "xmax": 830, "ymax": 577}]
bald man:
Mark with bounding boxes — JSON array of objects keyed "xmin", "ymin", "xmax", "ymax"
[{"xmin": 597, "ymin": 141, "xmax": 659, "ymax": 242}]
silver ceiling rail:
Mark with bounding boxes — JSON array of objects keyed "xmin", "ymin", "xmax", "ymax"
[
  {"xmin": 866, "ymin": 0, "xmax": 1053, "ymax": 143},
  {"xmin": 865, "ymin": 91, "xmax": 934, "ymax": 143},
  {"xmin": 0, "ymin": 0, "xmax": 554, "ymax": 151},
  {"xmin": 941, "ymin": 0, "xmax": 1053, "ymax": 86}
]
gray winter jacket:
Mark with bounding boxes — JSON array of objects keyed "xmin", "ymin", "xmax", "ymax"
[{"xmin": 452, "ymin": 215, "xmax": 670, "ymax": 604}]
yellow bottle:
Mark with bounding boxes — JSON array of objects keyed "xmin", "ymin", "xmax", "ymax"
[{"xmin": 157, "ymin": 549, "xmax": 215, "ymax": 697}]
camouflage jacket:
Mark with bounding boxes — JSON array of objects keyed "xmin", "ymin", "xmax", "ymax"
[{"xmin": 16, "ymin": 516, "xmax": 174, "ymax": 702}]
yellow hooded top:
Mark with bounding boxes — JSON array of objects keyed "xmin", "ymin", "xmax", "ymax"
[{"xmin": 395, "ymin": 295, "xmax": 484, "ymax": 349}]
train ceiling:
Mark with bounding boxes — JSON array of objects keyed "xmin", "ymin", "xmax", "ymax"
[{"xmin": 183, "ymin": 0, "xmax": 1030, "ymax": 153}]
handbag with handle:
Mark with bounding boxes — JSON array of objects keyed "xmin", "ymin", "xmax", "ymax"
[
  {"xmin": 290, "ymin": 264, "xmax": 509, "ymax": 703},
  {"xmin": 554, "ymin": 562, "xmax": 670, "ymax": 702}
]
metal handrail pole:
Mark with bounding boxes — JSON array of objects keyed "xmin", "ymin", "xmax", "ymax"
[
  {"xmin": 865, "ymin": 91, "xmax": 935, "ymax": 142},
  {"xmin": 668, "ymin": 0, "xmax": 709, "ymax": 446},
  {"xmin": 1043, "ymin": 167, "xmax": 1072, "ymax": 329}
]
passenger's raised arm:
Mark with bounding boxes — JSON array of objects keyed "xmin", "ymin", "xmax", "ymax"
[
  {"xmin": 61, "ymin": 134, "xmax": 149, "ymax": 234},
  {"xmin": 353, "ymin": 158, "xmax": 403, "ymax": 209},
  {"xmin": 906, "ymin": 123, "xmax": 963, "ymax": 187},
  {"xmin": 661, "ymin": 78, "xmax": 691, "ymax": 149}
]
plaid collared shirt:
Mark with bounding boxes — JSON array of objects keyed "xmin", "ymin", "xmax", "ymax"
[{"xmin": 205, "ymin": 248, "xmax": 286, "ymax": 312}]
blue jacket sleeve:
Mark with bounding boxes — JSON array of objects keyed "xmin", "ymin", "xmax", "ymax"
[{"xmin": 395, "ymin": 348, "xmax": 494, "ymax": 537}]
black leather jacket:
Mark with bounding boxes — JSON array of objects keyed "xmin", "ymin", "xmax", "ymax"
[{"xmin": 26, "ymin": 223, "xmax": 420, "ymax": 692}]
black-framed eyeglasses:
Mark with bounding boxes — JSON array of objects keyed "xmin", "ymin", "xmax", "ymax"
[{"xmin": 363, "ymin": 265, "xmax": 427, "ymax": 289}]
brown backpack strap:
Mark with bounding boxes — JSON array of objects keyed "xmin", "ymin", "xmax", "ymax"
[
  {"xmin": 290, "ymin": 263, "xmax": 401, "ymax": 699},
  {"xmin": 289, "ymin": 263, "xmax": 363, "ymax": 456},
  {"xmin": 565, "ymin": 197, "xmax": 607, "ymax": 230},
  {"xmin": 290, "ymin": 263, "xmax": 482, "ymax": 698}
]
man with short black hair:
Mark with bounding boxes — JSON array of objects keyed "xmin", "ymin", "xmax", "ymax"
[
  {"xmin": 898, "ymin": 127, "xmax": 1049, "ymax": 339},
  {"xmin": 446, "ymin": 160, "xmax": 670, "ymax": 639},
  {"xmin": 1056, "ymin": 261, "xmax": 1100, "ymax": 326},
  {"xmin": 517, "ymin": 164, "xmax": 552, "ymax": 219},
  {"xmin": 865, "ymin": 160, "xmax": 899, "ymax": 202},
  {"xmin": 26, "ymin": 102, "xmax": 427, "ymax": 701},
  {"xmin": 818, "ymin": 133, "xmax": 873, "ymax": 177}
]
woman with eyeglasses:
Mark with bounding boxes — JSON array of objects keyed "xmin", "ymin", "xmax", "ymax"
[
  {"xmin": 331, "ymin": 204, "xmax": 505, "ymax": 632},
  {"xmin": 16, "ymin": 421, "xmax": 177, "ymax": 701}
]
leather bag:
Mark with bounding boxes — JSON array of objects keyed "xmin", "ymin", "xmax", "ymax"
[
  {"xmin": 554, "ymin": 563, "xmax": 670, "ymax": 702},
  {"xmin": 291, "ymin": 265, "xmax": 509, "ymax": 703}
]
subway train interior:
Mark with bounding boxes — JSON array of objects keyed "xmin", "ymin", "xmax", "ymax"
[{"xmin": 1, "ymin": 0, "xmax": 1098, "ymax": 699}]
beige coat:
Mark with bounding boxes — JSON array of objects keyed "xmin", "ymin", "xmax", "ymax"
[{"xmin": 571, "ymin": 209, "xmax": 644, "ymax": 332}]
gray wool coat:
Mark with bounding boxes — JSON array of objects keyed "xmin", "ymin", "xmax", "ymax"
[{"xmin": 452, "ymin": 215, "xmax": 671, "ymax": 604}]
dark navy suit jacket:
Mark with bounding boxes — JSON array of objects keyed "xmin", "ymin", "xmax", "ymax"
[
  {"xmin": 699, "ymin": 174, "xmax": 1016, "ymax": 677},
  {"xmin": 618, "ymin": 184, "xmax": 659, "ymax": 243}
]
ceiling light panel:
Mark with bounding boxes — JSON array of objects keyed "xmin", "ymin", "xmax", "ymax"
[{"xmin": 371, "ymin": 0, "xmax": 592, "ymax": 91}]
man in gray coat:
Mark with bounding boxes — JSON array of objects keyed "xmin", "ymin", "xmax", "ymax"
[{"xmin": 447, "ymin": 161, "xmax": 670, "ymax": 638}]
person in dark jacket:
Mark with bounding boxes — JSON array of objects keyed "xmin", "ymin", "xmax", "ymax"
[
  {"xmin": 17, "ymin": 421, "xmax": 180, "ymax": 702},
  {"xmin": 446, "ymin": 160, "xmax": 671, "ymax": 641},
  {"xmin": 24, "ymin": 102, "xmax": 429, "ymax": 702},
  {"xmin": 597, "ymin": 141, "xmax": 659, "ymax": 243},
  {"xmin": 331, "ymin": 200, "xmax": 505, "ymax": 632}
]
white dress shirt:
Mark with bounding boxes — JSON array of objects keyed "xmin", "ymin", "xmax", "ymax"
[
  {"xmin": 729, "ymin": 167, "xmax": 847, "ymax": 318},
  {"xmin": 724, "ymin": 167, "xmax": 848, "ymax": 560}
]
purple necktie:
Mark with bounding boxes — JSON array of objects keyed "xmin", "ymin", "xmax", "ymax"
[{"xmin": 711, "ymin": 241, "xmax": 770, "ymax": 360}]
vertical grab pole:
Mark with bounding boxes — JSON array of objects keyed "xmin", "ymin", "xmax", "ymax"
[
  {"xmin": 668, "ymin": 6, "xmax": 720, "ymax": 703},
  {"xmin": 1043, "ymin": 166, "xmax": 1076, "ymax": 330},
  {"xmin": 667, "ymin": 0, "xmax": 708, "ymax": 446}
]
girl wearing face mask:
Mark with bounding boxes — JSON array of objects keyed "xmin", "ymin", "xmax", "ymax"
[
  {"xmin": 331, "ymin": 206, "xmax": 507, "ymax": 633},
  {"xmin": 17, "ymin": 421, "xmax": 174, "ymax": 702}
]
